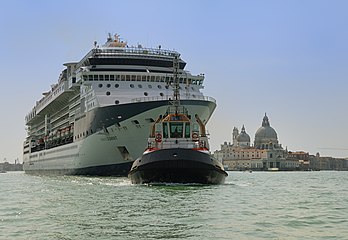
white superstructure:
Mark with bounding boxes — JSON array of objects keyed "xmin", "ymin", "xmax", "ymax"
[{"xmin": 23, "ymin": 34, "xmax": 216, "ymax": 175}]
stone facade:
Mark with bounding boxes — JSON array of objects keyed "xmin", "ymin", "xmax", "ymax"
[{"xmin": 214, "ymin": 114, "xmax": 298, "ymax": 171}]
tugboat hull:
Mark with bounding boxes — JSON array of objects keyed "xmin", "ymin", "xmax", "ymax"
[{"xmin": 128, "ymin": 148, "xmax": 227, "ymax": 184}]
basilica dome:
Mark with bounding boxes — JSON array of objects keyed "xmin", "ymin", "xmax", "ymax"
[
  {"xmin": 255, "ymin": 125, "xmax": 277, "ymax": 139},
  {"xmin": 254, "ymin": 114, "xmax": 278, "ymax": 148}
]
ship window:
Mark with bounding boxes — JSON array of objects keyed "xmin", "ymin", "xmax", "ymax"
[
  {"xmin": 145, "ymin": 118, "xmax": 155, "ymax": 123},
  {"xmin": 106, "ymin": 91, "xmax": 110, "ymax": 96},
  {"xmin": 130, "ymin": 84, "xmax": 134, "ymax": 88},
  {"xmin": 110, "ymin": 75, "xmax": 115, "ymax": 81},
  {"xmin": 99, "ymin": 75, "xmax": 104, "ymax": 81},
  {"xmin": 148, "ymin": 85, "xmax": 152, "ymax": 89},
  {"xmin": 94, "ymin": 75, "xmax": 98, "ymax": 81},
  {"xmin": 115, "ymin": 84, "xmax": 119, "ymax": 88},
  {"xmin": 157, "ymin": 85, "xmax": 162, "ymax": 89},
  {"xmin": 126, "ymin": 75, "xmax": 130, "ymax": 81},
  {"xmin": 136, "ymin": 75, "xmax": 141, "ymax": 81},
  {"xmin": 138, "ymin": 84, "xmax": 142, "ymax": 88},
  {"xmin": 160, "ymin": 93, "xmax": 164, "ymax": 97},
  {"xmin": 150, "ymin": 76, "xmax": 155, "ymax": 82},
  {"xmin": 131, "ymin": 75, "xmax": 136, "ymax": 81},
  {"xmin": 98, "ymin": 84, "xmax": 103, "ymax": 88},
  {"xmin": 131, "ymin": 120, "xmax": 140, "ymax": 125},
  {"xmin": 116, "ymin": 75, "xmax": 120, "ymax": 81},
  {"xmin": 169, "ymin": 122, "xmax": 183, "ymax": 138},
  {"xmin": 156, "ymin": 76, "xmax": 160, "ymax": 82},
  {"xmin": 105, "ymin": 75, "xmax": 109, "ymax": 81},
  {"xmin": 121, "ymin": 75, "xmax": 125, "ymax": 81},
  {"xmin": 165, "ymin": 85, "xmax": 169, "ymax": 89},
  {"xmin": 142, "ymin": 76, "xmax": 146, "ymax": 81},
  {"xmin": 163, "ymin": 123, "xmax": 169, "ymax": 138},
  {"xmin": 144, "ymin": 92, "xmax": 148, "ymax": 96},
  {"xmin": 89, "ymin": 75, "xmax": 93, "ymax": 81},
  {"xmin": 115, "ymin": 100, "xmax": 120, "ymax": 104},
  {"xmin": 107, "ymin": 84, "xmax": 111, "ymax": 88},
  {"xmin": 191, "ymin": 87, "xmax": 195, "ymax": 90},
  {"xmin": 185, "ymin": 123, "xmax": 190, "ymax": 138}
]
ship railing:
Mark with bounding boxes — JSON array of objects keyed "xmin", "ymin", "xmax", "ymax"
[
  {"xmin": 131, "ymin": 95, "xmax": 216, "ymax": 104},
  {"xmin": 94, "ymin": 47, "xmax": 179, "ymax": 58},
  {"xmin": 34, "ymin": 81, "xmax": 68, "ymax": 115},
  {"xmin": 159, "ymin": 141, "xmax": 200, "ymax": 149},
  {"xmin": 76, "ymin": 47, "xmax": 180, "ymax": 70}
]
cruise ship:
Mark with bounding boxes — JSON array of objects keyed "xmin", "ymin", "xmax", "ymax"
[{"xmin": 23, "ymin": 34, "xmax": 216, "ymax": 175}]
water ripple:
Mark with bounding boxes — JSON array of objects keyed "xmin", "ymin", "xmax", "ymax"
[{"xmin": 1, "ymin": 171, "xmax": 348, "ymax": 239}]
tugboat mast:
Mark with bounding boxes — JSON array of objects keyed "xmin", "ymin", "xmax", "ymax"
[{"xmin": 172, "ymin": 54, "xmax": 180, "ymax": 114}]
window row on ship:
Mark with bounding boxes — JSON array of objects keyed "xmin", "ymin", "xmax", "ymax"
[{"xmin": 82, "ymin": 74, "xmax": 203, "ymax": 85}]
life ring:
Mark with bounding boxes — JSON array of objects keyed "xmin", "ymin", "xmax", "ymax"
[
  {"xmin": 155, "ymin": 133, "xmax": 162, "ymax": 142},
  {"xmin": 192, "ymin": 132, "xmax": 199, "ymax": 140}
]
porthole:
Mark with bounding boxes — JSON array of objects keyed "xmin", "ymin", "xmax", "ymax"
[
  {"xmin": 115, "ymin": 100, "xmax": 120, "ymax": 104},
  {"xmin": 107, "ymin": 84, "xmax": 111, "ymax": 88},
  {"xmin": 157, "ymin": 85, "xmax": 162, "ymax": 89},
  {"xmin": 115, "ymin": 84, "xmax": 119, "ymax": 88},
  {"xmin": 192, "ymin": 94, "xmax": 196, "ymax": 98},
  {"xmin": 144, "ymin": 92, "xmax": 148, "ymax": 96},
  {"xmin": 148, "ymin": 85, "xmax": 152, "ymax": 89},
  {"xmin": 98, "ymin": 84, "xmax": 103, "ymax": 88},
  {"xmin": 106, "ymin": 91, "xmax": 111, "ymax": 96},
  {"xmin": 130, "ymin": 84, "xmax": 134, "ymax": 88},
  {"xmin": 138, "ymin": 84, "xmax": 142, "ymax": 88},
  {"xmin": 160, "ymin": 93, "xmax": 164, "ymax": 97},
  {"xmin": 165, "ymin": 85, "xmax": 169, "ymax": 89}
]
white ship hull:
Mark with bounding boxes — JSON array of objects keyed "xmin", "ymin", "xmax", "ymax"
[{"xmin": 23, "ymin": 99, "xmax": 215, "ymax": 175}]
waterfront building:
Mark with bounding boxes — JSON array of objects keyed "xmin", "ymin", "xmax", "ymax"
[
  {"xmin": 309, "ymin": 153, "xmax": 348, "ymax": 171},
  {"xmin": 214, "ymin": 114, "xmax": 299, "ymax": 171}
]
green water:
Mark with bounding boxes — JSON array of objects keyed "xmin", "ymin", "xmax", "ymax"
[{"xmin": 1, "ymin": 171, "xmax": 347, "ymax": 240}]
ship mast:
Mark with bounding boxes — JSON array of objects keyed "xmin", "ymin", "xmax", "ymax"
[{"xmin": 172, "ymin": 54, "xmax": 180, "ymax": 114}]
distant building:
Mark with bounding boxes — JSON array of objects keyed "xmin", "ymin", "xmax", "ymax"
[
  {"xmin": 309, "ymin": 153, "xmax": 348, "ymax": 171},
  {"xmin": 287, "ymin": 151, "xmax": 310, "ymax": 170},
  {"xmin": 0, "ymin": 162, "xmax": 23, "ymax": 171},
  {"xmin": 214, "ymin": 114, "xmax": 348, "ymax": 171},
  {"xmin": 214, "ymin": 114, "xmax": 298, "ymax": 171}
]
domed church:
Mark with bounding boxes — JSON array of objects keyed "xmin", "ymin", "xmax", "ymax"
[
  {"xmin": 214, "ymin": 114, "xmax": 299, "ymax": 171},
  {"xmin": 254, "ymin": 113, "xmax": 280, "ymax": 150}
]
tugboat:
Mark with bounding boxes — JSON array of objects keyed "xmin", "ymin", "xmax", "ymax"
[{"xmin": 128, "ymin": 56, "xmax": 227, "ymax": 184}]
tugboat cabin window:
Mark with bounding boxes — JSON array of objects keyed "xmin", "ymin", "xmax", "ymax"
[
  {"xmin": 163, "ymin": 123, "xmax": 169, "ymax": 138},
  {"xmin": 169, "ymin": 122, "xmax": 183, "ymax": 138},
  {"xmin": 185, "ymin": 123, "xmax": 190, "ymax": 138}
]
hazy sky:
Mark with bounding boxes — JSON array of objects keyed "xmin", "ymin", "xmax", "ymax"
[{"xmin": 1, "ymin": 0, "xmax": 347, "ymax": 162}]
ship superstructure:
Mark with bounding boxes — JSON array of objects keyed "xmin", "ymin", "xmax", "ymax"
[{"xmin": 23, "ymin": 34, "xmax": 216, "ymax": 175}]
